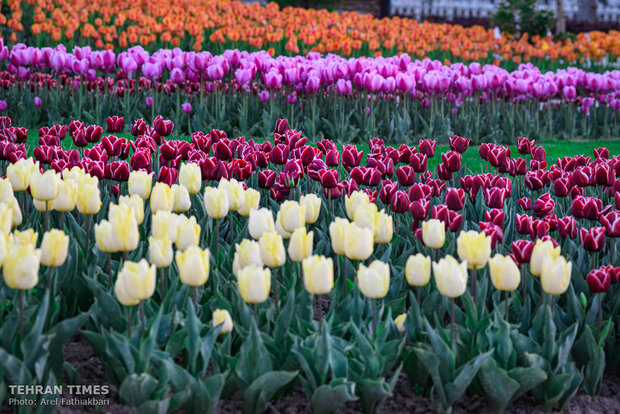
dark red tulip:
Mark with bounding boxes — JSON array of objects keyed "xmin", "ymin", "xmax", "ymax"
[
  {"xmin": 531, "ymin": 146, "xmax": 546, "ymax": 162},
  {"xmin": 390, "ymin": 190, "xmax": 409, "ymax": 213},
  {"xmin": 524, "ymin": 171, "xmax": 545, "ymax": 191},
  {"xmin": 557, "ymin": 216, "xmax": 578, "ymax": 239},
  {"xmin": 270, "ymin": 144, "xmax": 289, "ymax": 165},
  {"xmin": 484, "ymin": 187, "xmax": 507, "ymax": 209},
  {"xmin": 572, "ymin": 196, "xmax": 603, "ymax": 220},
  {"xmin": 513, "ymin": 158, "xmax": 527, "ymax": 175},
  {"xmin": 71, "ymin": 128, "xmax": 88, "ymax": 147},
  {"xmin": 131, "ymin": 119, "xmax": 148, "ymax": 136},
  {"xmin": 106, "ymin": 116, "xmax": 124, "ymax": 133},
  {"xmin": 379, "ymin": 180, "xmax": 397, "ymax": 204},
  {"xmin": 594, "ymin": 147, "xmax": 609, "ymax": 159},
  {"xmin": 342, "ymin": 179, "xmax": 359, "ymax": 196},
  {"xmin": 428, "ymin": 179, "xmax": 445, "ymax": 198},
  {"xmin": 437, "ymin": 163, "xmax": 452, "ymax": 181},
  {"xmin": 440, "ymin": 151, "xmax": 462, "ymax": 173},
  {"xmin": 530, "ymin": 220, "xmax": 550, "ymax": 240},
  {"xmin": 231, "ymin": 159, "xmax": 253, "ymax": 181},
  {"xmin": 270, "ymin": 188, "xmax": 287, "ymax": 202},
  {"xmin": 51, "ymin": 159, "xmax": 67, "ymax": 173},
  {"xmin": 553, "ymin": 177, "xmax": 570, "ymax": 197},
  {"xmin": 446, "ymin": 210, "xmax": 463, "ymax": 232},
  {"xmin": 274, "ymin": 118, "xmax": 289, "ymax": 136},
  {"xmin": 299, "ymin": 145, "xmax": 316, "ymax": 166},
  {"xmin": 409, "ymin": 199, "xmax": 430, "ymax": 220},
  {"xmin": 408, "ymin": 183, "xmax": 432, "ymax": 201},
  {"xmin": 449, "ymin": 135, "xmax": 470, "ymax": 153},
  {"xmin": 594, "ymin": 162, "xmax": 615, "ymax": 187},
  {"xmin": 518, "ymin": 197, "xmax": 532, "ymax": 210},
  {"xmin": 84, "ymin": 125, "xmax": 103, "ymax": 143},
  {"xmin": 342, "ymin": 145, "xmax": 363, "ymax": 171},
  {"xmin": 396, "ymin": 165, "xmax": 415, "ymax": 186},
  {"xmin": 587, "ymin": 268, "xmax": 611, "ymax": 293},
  {"xmin": 106, "ymin": 161, "xmax": 130, "ymax": 182},
  {"xmin": 511, "ymin": 240, "xmax": 535, "ymax": 263},
  {"xmin": 153, "ymin": 115, "xmax": 174, "ymax": 137},
  {"xmin": 484, "ymin": 209, "xmax": 505, "ymax": 228},
  {"xmin": 579, "ymin": 227, "xmax": 606, "ymax": 251},
  {"xmin": 533, "ymin": 193, "xmax": 555, "ymax": 218},
  {"xmin": 211, "ymin": 140, "xmax": 231, "ymax": 161},
  {"xmin": 572, "ymin": 167, "xmax": 592, "ymax": 188},
  {"xmin": 479, "ymin": 222, "xmax": 503, "ymax": 248},
  {"xmin": 157, "ymin": 166, "xmax": 178, "ymax": 186},
  {"xmin": 323, "ymin": 183, "xmax": 343, "ymax": 200},
  {"xmin": 517, "ymin": 137, "xmax": 535, "ymax": 155},
  {"xmin": 258, "ymin": 169, "xmax": 276, "ymax": 188},
  {"xmin": 363, "ymin": 168, "xmax": 382, "ymax": 187},
  {"xmin": 398, "ymin": 144, "xmax": 415, "ymax": 164},
  {"xmin": 600, "ymin": 210, "xmax": 620, "ymax": 237},
  {"xmin": 112, "ymin": 184, "xmax": 120, "ymax": 198},
  {"xmin": 515, "ymin": 214, "xmax": 533, "ymax": 235},
  {"xmin": 432, "ymin": 204, "xmax": 450, "ymax": 223},
  {"xmin": 319, "ymin": 169, "xmax": 339, "ymax": 189},
  {"xmin": 130, "ymin": 148, "xmax": 151, "ymax": 171},
  {"xmin": 325, "ymin": 149, "xmax": 340, "ymax": 167},
  {"xmin": 82, "ymin": 160, "xmax": 105, "ymax": 180},
  {"xmin": 445, "ymin": 188, "xmax": 465, "ymax": 211},
  {"xmin": 418, "ymin": 139, "xmax": 436, "ymax": 158},
  {"xmin": 409, "ymin": 153, "xmax": 427, "ymax": 173}
]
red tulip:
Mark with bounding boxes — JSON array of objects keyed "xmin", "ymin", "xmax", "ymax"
[
  {"xmin": 323, "ymin": 183, "xmax": 343, "ymax": 199},
  {"xmin": 319, "ymin": 169, "xmax": 339, "ymax": 189},
  {"xmin": 131, "ymin": 119, "xmax": 148, "ymax": 137},
  {"xmin": 445, "ymin": 188, "xmax": 465, "ymax": 211},
  {"xmin": 379, "ymin": 180, "xmax": 397, "ymax": 204},
  {"xmin": 593, "ymin": 147, "xmax": 609, "ymax": 159},
  {"xmin": 396, "ymin": 165, "xmax": 415, "ymax": 186},
  {"xmin": 408, "ymin": 183, "xmax": 432, "ymax": 201},
  {"xmin": 484, "ymin": 187, "xmax": 507, "ymax": 209},
  {"xmin": 409, "ymin": 153, "xmax": 427, "ymax": 173},
  {"xmin": 258, "ymin": 169, "xmax": 276, "ymax": 188},
  {"xmin": 440, "ymin": 151, "xmax": 462, "ymax": 173},
  {"xmin": 587, "ymin": 268, "xmax": 611, "ymax": 293},
  {"xmin": 531, "ymin": 146, "xmax": 546, "ymax": 162},
  {"xmin": 398, "ymin": 144, "xmax": 415, "ymax": 164},
  {"xmin": 448, "ymin": 135, "xmax": 470, "ymax": 153},
  {"xmin": 594, "ymin": 162, "xmax": 615, "ymax": 187},
  {"xmin": 106, "ymin": 161, "xmax": 130, "ymax": 182},
  {"xmin": 274, "ymin": 118, "xmax": 289, "ymax": 136},
  {"xmin": 409, "ymin": 199, "xmax": 430, "ymax": 220},
  {"xmin": 418, "ymin": 139, "xmax": 436, "ymax": 158},
  {"xmin": 530, "ymin": 220, "xmax": 550, "ymax": 240},
  {"xmin": 600, "ymin": 210, "xmax": 620, "ymax": 237},
  {"xmin": 479, "ymin": 222, "xmax": 503, "ymax": 248},
  {"xmin": 553, "ymin": 177, "xmax": 570, "ymax": 197},
  {"xmin": 515, "ymin": 214, "xmax": 532, "ymax": 235},
  {"xmin": 517, "ymin": 137, "xmax": 535, "ymax": 155},
  {"xmin": 270, "ymin": 144, "xmax": 289, "ymax": 165},
  {"xmin": 130, "ymin": 148, "xmax": 151, "ymax": 171},
  {"xmin": 342, "ymin": 179, "xmax": 359, "ymax": 196},
  {"xmin": 524, "ymin": 171, "xmax": 545, "ymax": 191},
  {"xmin": 106, "ymin": 116, "xmax": 124, "ymax": 133},
  {"xmin": 533, "ymin": 193, "xmax": 555, "ymax": 218},
  {"xmin": 342, "ymin": 145, "xmax": 363, "ymax": 171},
  {"xmin": 557, "ymin": 216, "xmax": 578, "ymax": 239},
  {"xmin": 572, "ymin": 167, "xmax": 592, "ymax": 188},
  {"xmin": 325, "ymin": 149, "xmax": 340, "ymax": 167},
  {"xmin": 231, "ymin": 159, "xmax": 253, "ymax": 181},
  {"xmin": 153, "ymin": 116, "xmax": 174, "ymax": 137},
  {"xmin": 390, "ymin": 190, "xmax": 409, "ymax": 213},
  {"xmin": 513, "ymin": 158, "xmax": 527, "ymax": 175},
  {"xmin": 484, "ymin": 208, "xmax": 505, "ymax": 228},
  {"xmin": 579, "ymin": 227, "xmax": 606, "ymax": 251},
  {"xmin": 518, "ymin": 197, "xmax": 532, "ymax": 210},
  {"xmin": 572, "ymin": 196, "xmax": 603, "ymax": 220},
  {"xmin": 428, "ymin": 179, "xmax": 445, "ymax": 198},
  {"xmin": 511, "ymin": 240, "xmax": 534, "ymax": 263},
  {"xmin": 437, "ymin": 163, "xmax": 452, "ymax": 181},
  {"xmin": 112, "ymin": 184, "xmax": 120, "ymax": 198}
]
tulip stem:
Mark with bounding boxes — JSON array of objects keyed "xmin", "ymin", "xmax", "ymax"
[
  {"xmin": 504, "ymin": 291, "xmax": 509, "ymax": 322},
  {"xmin": 340, "ymin": 256, "xmax": 346, "ymax": 296},
  {"xmin": 193, "ymin": 287, "xmax": 199, "ymax": 308},
  {"xmin": 450, "ymin": 298, "xmax": 455, "ymax": 351},
  {"xmin": 160, "ymin": 267, "xmax": 169, "ymax": 300},
  {"xmin": 46, "ymin": 267, "xmax": 54, "ymax": 292},
  {"xmin": 18, "ymin": 290, "xmax": 24, "ymax": 342},
  {"xmin": 597, "ymin": 293, "xmax": 602, "ymax": 343},
  {"xmin": 215, "ymin": 219, "xmax": 220, "ymax": 267},
  {"xmin": 84, "ymin": 215, "xmax": 91, "ymax": 262},
  {"xmin": 317, "ymin": 295, "xmax": 324, "ymax": 335},
  {"xmin": 107, "ymin": 255, "xmax": 112, "ymax": 290},
  {"xmin": 139, "ymin": 301, "xmax": 146, "ymax": 341},
  {"xmin": 372, "ymin": 299, "xmax": 377, "ymax": 338},
  {"xmin": 59, "ymin": 213, "xmax": 65, "ymax": 231},
  {"xmin": 471, "ymin": 268, "xmax": 478, "ymax": 303},
  {"xmin": 521, "ymin": 266, "xmax": 527, "ymax": 304},
  {"xmin": 416, "ymin": 287, "xmax": 421, "ymax": 306},
  {"xmin": 551, "ymin": 295, "xmax": 556, "ymax": 319},
  {"xmin": 273, "ymin": 268, "xmax": 280, "ymax": 316},
  {"xmin": 127, "ymin": 307, "xmax": 132, "ymax": 339},
  {"xmin": 44, "ymin": 202, "xmax": 49, "ymax": 232},
  {"xmin": 253, "ymin": 304, "xmax": 259, "ymax": 325},
  {"xmin": 228, "ymin": 214, "xmax": 233, "ymax": 244}
]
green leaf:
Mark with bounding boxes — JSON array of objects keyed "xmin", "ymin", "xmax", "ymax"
[
  {"xmin": 118, "ymin": 373, "xmax": 159, "ymax": 407},
  {"xmin": 357, "ymin": 378, "xmax": 393, "ymax": 414},
  {"xmin": 310, "ymin": 380, "xmax": 358, "ymax": 414},
  {"xmin": 478, "ymin": 358, "xmax": 520, "ymax": 414},
  {"xmin": 243, "ymin": 370, "xmax": 298, "ymax": 414},
  {"xmin": 444, "ymin": 350, "xmax": 493, "ymax": 408},
  {"xmin": 186, "ymin": 300, "xmax": 201, "ymax": 375}
]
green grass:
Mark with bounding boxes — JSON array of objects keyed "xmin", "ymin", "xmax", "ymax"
[{"xmin": 27, "ymin": 130, "xmax": 619, "ymax": 174}]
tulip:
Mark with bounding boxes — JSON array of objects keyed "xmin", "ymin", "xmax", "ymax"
[
  {"xmin": 511, "ymin": 240, "xmax": 535, "ymax": 264},
  {"xmin": 433, "ymin": 255, "xmax": 468, "ymax": 298},
  {"xmin": 288, "ymin": 227, "xmax": 313, "ymax": 262},
  {"xmin": 117, "ymin": 195, "xmax": 144, "ymax": 225},
  {"xmin": 238, "ymin": 189, "xmax": 260, "ymax": 217},
  {"xmin": 52, "ymin": 179, "xmax": 78, "ymax": 212},
  {"xmin": 203, "ymin": 187, "xmax": 229, "ymax": 219},
  {"xmin": 3, "ymin": 242, "xmax": 41, "ymax": 290},
  {"xmin": 128, "ymin": 170, "xmax": 153, "ymax": 199},
  {"xmin": 232, "ymin": 239, "xmax": 263, "ymax": 277},
  {"xmin": 329, "ymin": 217, "xmax": 350, "ymax": 256},
  {"xmin": 148, "ymin": 237, "xmax": 173, "ymax": 268},
  {"xmin": 344, "ymin": 223, "xmax": 374, "ymax": 261},
  {"xmin": 530, "ymin": 239, "xmax": 561, "ymax": 276},
  {"xmin": 489, "ymin": 254, "xmax": 520, "ymax": 292},
  {"xmin": 445, "ymin": 188, "xmax": 465, "ymax": 211},
  {"xmin": 0, "ymin": 203, "xmax": 12, "ymax": 234},
  {"xmin": 394, "ymin": 313, "xmax": 407, "ymax": 333},
  {"xmin": 76, "ymin": 182, "xmax": 101, "ymax": 216},
  {"xmin": 171, "ymin": 184, "xmax": 191, "ymax": 213},
  {"xmin": 279, "ymin": 201, "xmax": 305, "ymax": 233},
  {"xmin": 249, "ymin": 208, "xmax": 275, "ymax": 240},
  {"xmin": 176, "ymin": 216, "xmax": 201, "ymax": 251},
  {"xmin": 212, "ymin": 309, "xmax": 234, "ymax": 334},
  {"xmin": 40, "ymin": 229, "xmax": 69, "ymax": 268},
  {"xmin": 259, "ymin": 231, "xmax": 286, "ymax": 268},
  {"xmin": 352, "ymin": 202, "xmax": 378, "ymax": 231},
  {"xmin": 579, "ymin": 227, "xmax": 606, "ymax": 252},
  {"xmin": 176, "ymin": 245, "xmax": 210, "ymax": 287},
  {"xmin": 95, "ymin": 220, "xmax": 119, "ymax": 253},
  {"xmin": 357, "ymin": 260, "xmax": 390, "ymax": 299},
  {"xmin": 303, "ymin": 255, "xmax": 334, "ymax": 295},
  {"xmin": 6, "ymin": 158, "xmax": 33, "ymax": 191},
  {"xmin": 30, "ymin": 169, "xmax": 61, "ymax": 201},
  {"xmin": 374, "ymin": 210, "xmax": 393, "ymax": 244},
  {"xmin": 541, "ymin": 256, "xmax": 572, "ymax": 295},
  {"xmin": 114, "ymin": 259, "xmax": 156, "ymax": 307},
  {"xmin": 300, "ymin": 194, "xmax": 321, "ymax": 224},
  {"xmin": 457, "ymin": 231, "xmax": 492, "ymax": 270},
  {"xmin": 422, "ymin": 219, "xmax": 445, "ymax": 249},
  {"xmin": 219, "ymin": 178, "xmax": 245, "ymax": 212},
  {"xmin": 405, "ymin": 254, "xmax": 431, "ymax": 287},
  {"xmin": 109, "ymin": 203, "xmax": 140, "ymax": 252},
  {"xmin": 150, "ymin": 182, "xmax": 174, "ymax": 214},
  {"xmin": 151, "ymin": 211, "xmax": 179, "ymax": 242},
  {"xmin": 11, "ymin": 229, "xmax": 38, "ymax": 246},
  {"xmin": 238, "ymin": 264, "xmax": 271, "ymax": 304},
  {"xmin": 587, "ymin": 268, "xmax": 611, "ymax": 293},
  {"xmin": 345, "ymin": 191, "xmax": 370, "ymax": 220}
]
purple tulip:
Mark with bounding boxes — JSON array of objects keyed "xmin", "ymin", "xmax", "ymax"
[
  {"xmin": 170, "ymin": 67, "xmax": 184, "ymax": 84},
  {"xmin": 0, "ymin": 100, "xmax": 7, "ymax": 111},
  {"xmin": 146, "ymin": 97, "xmax": 153, "ymax": 107},
  {"xmin": 34, "ymin": 96, "xmax": 41, "ymax": 107},
  {"xmin": 182, "ymin": 103, "xmax": 192, "ymax": 114},
  {"xmin": 259, "ymin": 90, "xmax": 270, "ymax": 102}
]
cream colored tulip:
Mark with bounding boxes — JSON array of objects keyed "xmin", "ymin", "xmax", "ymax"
[
  {"xmin": 374, "ymin": 210, "xmax": 393, "ymax": 244},
  {"xmin": 176, "ymin": 245, "xmax": 210, "ymax": 286},
  {"xmin": 357, "ymin": 260, "xmax": 390, "ymax": 299},
  {"xmin": 76, "ymin": 183, "xmax": 101, "ymax": 215},
  {"xmin": 11, "ymin": 229, "xmax": 38, "ymax": 246},
  {"xmin": 128, "ymin": 170, "xmax": 153, "ymax": 199},
  {"xmin": 115, "ymin": 259, "xmax": 156, "ymax": 302},
  {"xmin": 52, "ymin": 179, "xmax": 78, "ymax": 212},
  {"xmin": 433, "ymin": 255, "xmax": 468, "ymax": 298},
  {"xmin": 95, "ymin": 220, "xmax": 119, "ymax": 253},
  {"xmin": 288, "ymin": 228, "xmax": 313, "ymax": 262},
  {"xmin": 178, "ymin": 162, "xmax": 202, "ymax": 195},
  {"xmin": 238, "ymin": 188, "xmax": 260, "ymax": 217},
  {"xmin": 2, "ymin": 242, "xmax": 41, "ymax": 290},
  {"xmin": 0, "ymin": 202, "xmax": 12, "ymax": 234},
  {"xmin": 300, "ymin": 194, "xmax": 321, "ymax": 224},
  {"xmin": 489, "ymin": 254, "xmax": 521, "ymax": 291},
  {"xmin": 394, "ymin": 313, "xmax": 407, "ymax": 333},
  {"xmin": 352, "ymin": 202, "xmax": 378, "ymax": 231},
  {"xmin": 237, "ymin": 264, "xmax": 271, "ymax": 304},
  {"xmin": 302, "ymin": 255, "xmax": 334, "ymax": 295},
  {"xmin": 329, "ymin": 217, "xmax": 351, "ymax": 256},
  {"xmin": 203, "ymin": 187, "xmax": 229, "ymax": 219},
  {"xmin": 541, "ymin": 256, "xmax": 572, "ymax": 295},
  {"xmin": 30, "ymin": 170, "xmax": 61, "ymax": 201},
  {"xmin": 5, "ymin": 197, "xmax": 21, "ymax": 227},
  {"xmin": 61, "ymin": 166, "xmax": 84, "ymax": 184},
  {"xmin": 171, "ymin": 184, "xmax": 191, "ymax": 212},
  {"xmin": 6, "ymin": 159, "xmax": 33, "ymax": 191},
  {"xmin": 275, "ymin": 211, "xmax": 292, "ymax": 239},
  {"xmin": 422, "ymin": 219, "xmax": 445, "ymax": 249},
  {"xmin": 219, "ymin": 178, "xmax": 245, "ymax": 212},
  {"xmin": 0, "ymin": 233, "xmax": 8, "ymax": 266},
  {"xmin": 148, "ymin": 236, "xmax": 173, "ymax": 268},
  {"xmin": 530, "ymin": 239, "xmax": 561, "ymax": 277},
  {"xmin": 119, "ymin": 195, "xmax": 144, "ymax": 225},
  {"xmin": 259, "ymin": 231, "xmax": 286, "ymax": 268},
  {"xmin": 176, "ymin": 215, "xmax": 201, "ymax": 251},
  {"xmin": 405, "ymin": 254, "xmax": 431, "ymax": 287},
  {"xmin": 457, "ymin": 230, "xmax": 492, "ymax": 270},
  {"xmin": 40, "ymin": 229, "xmax": 69, "ymax": 267},
  {"xmin": 0, "ymin": 178, "xmax": 14, "ymax": 200},
  {"xmin": 279, "ymin": 201, "xmax": 305, "ymax": 233},
  {"xmin": 151, "ymin": 211, "xmax": 178, "ymax": 243},
  {"xmin": 248, "ymin": 208, "xmax": 275, "ymax": 240},
  {"xmin": 232, "ymin": 239, "xmax": 263, "ymax": 277},
  {"xmin": 77, "ymin": 173, "xmax": 99, "ymax": 188},
  {"xmin": 212, "ymin": 309, "xmax": 234, "ymax": 334},
  {"xmin": 344, "ymin": 223, "xmax": 374, "ymax": 261},
  {"xmin": 345, "ymin": 190, "xmax": 370, "ymax": 220},
  {"xmin": 109, "ymin": 203, "xmax": 139, "ymax": 252},
  {"xmin": 150, "ymin": 182, "xmax": 174, "ymax": 214}
]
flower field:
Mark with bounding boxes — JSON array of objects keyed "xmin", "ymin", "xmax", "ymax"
[{"xmin": 1, "ymin": 0, "xmax": 620, "ymax": 412}]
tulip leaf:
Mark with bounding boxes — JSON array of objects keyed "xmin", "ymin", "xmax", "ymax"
[
  {"xmin": 310, "ymin": 380, "xmax": 358, "ymax": 414},
  {"xmin": 444, "ymin": 350, "xmax": 492, "ymax": 407},
  {"xmin": 235, "ymin": 317, "xmax": 273, "ymax": 391},
  {"xmin": 185, "ymin": 300, "xmax": 201, "ymax": 375},
  {"xmin": 119, "ymin": 373, "xmax": 159, "ymax": 407},
  {"xmin": 478, "ymin": 358, "xmax": 520, "ymax": 414},
  {"xmin": 243, "ymin": 370, "xmax": 298, "ymax": 414},
  {"xmin": 199, "ymin": 325, "xmax": 222, "ymax": 379}
]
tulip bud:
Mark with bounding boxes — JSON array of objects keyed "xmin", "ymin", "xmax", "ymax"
[
  {"xmin": 212, "ymin": 309, "xmax": 234, "ymax": 334},
  {"xmin": 238, "ymin": 188, "xmax": 260, "ymax": 217},
  {"xmin": 433, "ymin": 255, "xmax": 468, "ymax": 298},
  {"xmin": 30, "ymin": 170, "xmax": 61, "ymax": 201},
  {"xmin": 175, "ymin": 245, "xmax": 210, "ymax": 286},
  {"xmin": 530, "ymin": 239, "xmax": 561, "ymax": 276},
  {"xmin": 422, "ymin": 219, "xmax": 445, "ymax": 249},
  {"xmin": 302, "ymin": 255, "xmax": 334, "ymax": 295},
  {"xmin": 374, "ymin": 210, "xmax": 393, "ymax": 244},
  {"xmin": 148, "ymin": 236, "xmax": 173, "ymax": 268},
  {"xmin": 203, "ymin": 186, "xmax": 229, "ymax": 219},
  {"xmin": 179, "ymin": 162, "xmax": 202, "ymax": 195},
  {"xmin": 150, "ymin": 182, "xmax": 174, "ymax": 214},
  {"xmin": 405, "ymin": 254, "xmax": 431, "ymax": 286},
  {"xmin": 114, "ymin": 259, "xmax": 156, "ymax": 305},
  {"xmin": 3, "ymin": 242, "xmax": 41, "ymax": 290},
  {"xmin": 249, "ymin": 208, "xmax": 275, "ymax": 240},
  {"xmin": 232, "ymin": 239, "xmax": 263, "ymax": 277},
  {"xmin": 128, "ymin": 170, "xmax": 154, "ymax": 199},
  {"xmin": 40, "ymin": 229, "xmax": 69, "ymax": 267},
  {"xmin": 52, "ymin": 179, "xmax": 78, "ymax": 212},
  {"xmin": 541, "ymin": 256, "xmax": 572, "ymax": 295},
  {"xmin": 344, "ymin": 223, "xmax": 374, "ymax": 261},
  {"xmin": 118, "ymin": 195, "xmax": 145, "ymax": 225},
  {"xmin": 457, "ymin": 230, "xmax": 492, "ymax": 269},
  {"xmin": 219, "ymin": 178, "xmax": 245, "ymax": 212},
  {"xmin": 357, "ymin": 260, "xmax": 390, "ymax": 299},
  {"xmin": 176, "ymin": 215, "xmax": 201, "ymax": 251},
  {"xmin": 109, "ymin": 203, "xmax": 139, "ymax": 252},
  {"xmin": 95, "ymin": 220, "xmax": 119, "ymax": 253},
  {"xmin": 279, "ymin": 201, "xmax": 305, "ymax": 233},
  {"xmin": 489, "ymin": 254, "xmax": 520, "ymax": 291},
  {"xmin": 171, "ymin": 184, "xmax": 191, "ymax": 213},
  {"xmin": 7, "ymin": 158, "xmax": 33, "ymax": 191},
  {"xmin": 345, "ymin": 191, "xmax": 370, "ymax": 220},
  {"xmin": 288, "ymin": 227, "xmax": 313, "ymax": 262},
  {"xmin": 259, "ymin": 231, "xmax": 286, "ymax": 268},
  {"xmin": 329, "ymin": 217, "xmax": 350, "ymax": 256},
  {"xmin": 300, "ymin": 194, "xmax": 321, "ymax": 224},
  {"xmin": 238, "ymin": 264, "xmax": 271, "ymax": 304},
  {"xmin": 77, "ymin": 182, "xmax": 101, "ymax": 215},
  {"xmin": 394, "ymin": 313, "xmax": 407, "ymax": 333}
]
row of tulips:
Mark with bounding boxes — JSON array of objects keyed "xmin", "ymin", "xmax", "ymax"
[
  {"xmin": 0, "ymin": 116, "xmax": 619, "ymax": 413},
  {"xmin": 4, "ymin": 0, "xmax": 620, "ymax": 68},
  {"xmin": 0, "ymin": 43, "xmax": 619, "ymax": 141}
]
